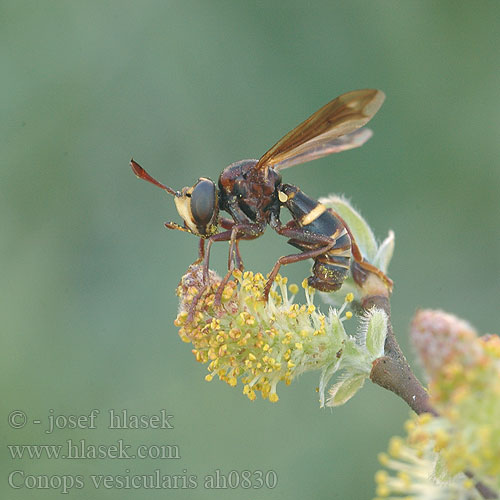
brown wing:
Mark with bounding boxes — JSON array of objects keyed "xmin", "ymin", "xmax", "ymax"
[
  {"xmin": 256, "ymin": 89, "xmax": 385, "ymax": 171},
  {"xmin": 270, "ymin": 128, "xmax": 373, "ymax": 171}
]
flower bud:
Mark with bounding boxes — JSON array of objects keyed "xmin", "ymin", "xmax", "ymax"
[
  {"xmin": 318, "ymin": 195, "xmax": 394, "ymax": 307},
  {"xmin": 409, "ymin": 309, "xmax": 500, "ymax": 491}
]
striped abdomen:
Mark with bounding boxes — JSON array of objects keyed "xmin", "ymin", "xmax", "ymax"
[{"xmin": 280, "ymin": 183, "xmax": 351, "ymax": 292}]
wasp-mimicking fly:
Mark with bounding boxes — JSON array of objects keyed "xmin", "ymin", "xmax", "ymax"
[{"xmin": 131, "ymin": 89, "xmax": 392, "ymax": 312}]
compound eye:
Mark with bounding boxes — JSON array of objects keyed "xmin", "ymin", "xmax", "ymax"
[{"xmin": 191, "ymin": 179, "xmax": 216, "ymax": 228}]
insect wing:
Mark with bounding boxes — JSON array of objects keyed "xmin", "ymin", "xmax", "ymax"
[
  {"xmin": 256, "ymin": 89, "xmax": 385, "ymax": 170},
  {"xmin": 271, "ymin": 128, "xmax": 373, "ymax": 171}
]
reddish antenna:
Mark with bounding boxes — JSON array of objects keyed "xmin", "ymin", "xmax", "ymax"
[{"xmin": 130, "ymin": 159, "xmax": 178, "ymax": 197}]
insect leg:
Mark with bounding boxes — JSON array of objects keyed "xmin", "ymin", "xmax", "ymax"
[
  {"xmin": 202, "ymin": 230, "xmax": 233, "ymax": 281},
  {"xmin": 215, "ymin": 218, "xmax": 248, "ymax": 270},
  {"xmin": 214, "ymin": 223, "xmax": 264, "ymax": 306},
  {"xmin": 350, "ymin": 251, "xmax": 394, "ymax": 291},
  {"xmin": 327, "ymin": 212, "xmax": 393, "ymax": 291},
  {"xmin": 233, "ymin": 241, "xmax": 243, "ymax": 271},
  {"xmin": 164, "ymin": 221, "xmax": 191, "ymax": 233},
  {"xmin": 178, "ymin": 230, "xmax": 232, "ymax": 322},
  {"xmin": 196, "ymin": 238, "xmax": 205, "ymax": 264},
  {"xmin": 219, "ymin": 217, "xmax": 236, "ymax": 230},
  {"xmin": 263, "ymin": 241, "xmax": 335, "ymax": 300},
  {"xmin": 265, "ymin": 219, "xmax": 337, "ymax": 299},
  {"xmin": 332, "ymin": 213, "xmax": 393, "ymax": 290},
  {"xmin": 270, "ymin": 215, "xmax": 335, "ymax": 246}
]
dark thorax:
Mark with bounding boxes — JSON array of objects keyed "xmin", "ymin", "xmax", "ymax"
[{"xmin": 218, "ymin": 159, "xmax": 282, "ymax": 226}]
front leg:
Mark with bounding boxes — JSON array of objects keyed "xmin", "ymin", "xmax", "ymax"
[
  {"xmin": 182, "ymin": 223, "xmax": 264, "ymax": 322},
  {"xmin": 202, "ymin": 221, "xmax": 263, "ymax": 287},
  {"xmin": 223, "ymin": 198, "xmax": 270, "ymax": 271},
  {"xmin": 182, "ymin": 230, "xmax": 234, "ymax": 323},
  {"xmin": 218, "ymin": 217, "xmax": 244, "ymax": 271},
  {"xmin": 213, "ymin": 222, "xmax": 266, "ymax": 306}
]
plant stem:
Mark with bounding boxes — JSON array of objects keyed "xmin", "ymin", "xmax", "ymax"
[{"xmin": 362, "ymin": 294, "xmax": 498, "ymax": 500}]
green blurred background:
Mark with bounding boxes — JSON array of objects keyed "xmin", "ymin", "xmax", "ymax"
[{"xmin": 2, "ymin": 1, "xmax": 499, "ymax": 499}]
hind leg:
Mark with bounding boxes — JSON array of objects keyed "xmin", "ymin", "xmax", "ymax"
[{"xmin": 324, "ymin": 211, "xmax": 393, "ymax": 291}]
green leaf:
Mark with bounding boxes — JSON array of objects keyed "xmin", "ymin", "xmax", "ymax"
[
  {"xmin": 326, "ymin": 374, "xmax": 366, "ymax": 407},
  {"xmin": 319, "ymin": 195, "xmax": 378, "ymax": 261},
  {"xmin": 318, "ymin": 359, "xmax": 342, "ymax": 407},
  {"xmin": 364, "ymin": 309, "xmax": 388, "ymax": 357},
  {"xmin": 374, "ymin": 230, "xmax": 395, "ymax": 273}
]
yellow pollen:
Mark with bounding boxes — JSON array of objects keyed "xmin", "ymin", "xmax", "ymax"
[
  {"xmin": 433, "ymin": 429, "xmax": 449, "ymax": 452},
  {"xmin": 375, "ymin": 485, "xmax": 390, "ymax": 497},
  {"xmin": 417, "ymin": 413, "xmax": 433, "ymax": 425},
  {"xmin": 404, "ymin": 420, "xmax": 416, "ymax": 433},
  {"xmin": 389, "ymin": 437, "xmax": 404, "ymax": 457},
  {"xmin": 229, "ymin": 328, "xmax": 241, "ymax": 339},
  {"xmin": 374, "ymin": 470, "xmax": 388, "ymax": 484},
  {"xmin": 397, "ymin": 471, "xmax": 411, "ymax": 488},
  {"xmin": 288, "ymin": 283, "xmax": 299, "ymax": 295},
  {"xmin": 345, "ymin": 292, "xmax": 354, "ymax": 302},
  {"xmin": 345, "ymin": 311, "xmax": 353, "ymax": 319},
  {"xmin": 377, "ymin": 452, "xmax": 390, "ymax": 466},
  {"xmin": 463, "ymin": 478, "xmax": 475, "ymax": 490}
]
